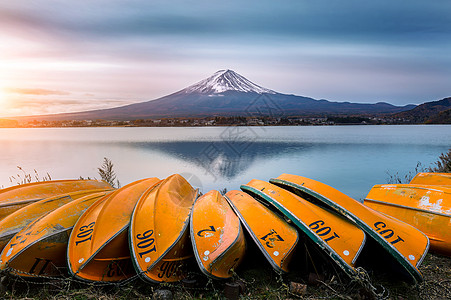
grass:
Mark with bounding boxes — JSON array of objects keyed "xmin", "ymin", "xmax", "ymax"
[{"xmin": 0, "ymin": 252, "xmax": 449, "ymax": 299}]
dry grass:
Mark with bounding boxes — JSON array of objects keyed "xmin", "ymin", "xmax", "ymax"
[{"xmin": 1, "ymin": 253, "xmax": 449, "ymax": 300}]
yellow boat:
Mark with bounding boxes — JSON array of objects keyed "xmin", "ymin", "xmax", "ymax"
[
  {"xmin": 241, "ymin": 180, "xmax": 366, "ymax": 279},
  {"xmin": 0, "ymin": 191, "xmax": 110, "ymax": 277},
  {"xmin": 365, "ymin": 184, "xmax": 451, "ymax": 256},
  {"xmin": 130, "ymin": 174, "xmax": 198, "ymax": 283},
  {"xmin": 67, "ymin": 178, "xmax": 160, "ymax": 282},
  {"xmin": 0, "ymin": 189, "xmax": 112, "ymax": 252},
  {"xmin": 190, "ymin": 190, "xmax": 246, "ymax": 279},
  {"xmin": 225, "ymin": 190, "xmax": 298, "ymax": 274},
  {"xmin": 0, "ymin": 180, "xmax": 112, "ymax": 220},
  {"xmin": 271, "ymin": 174, "xmax": 429, "ymax": 283},
  {"xmin": 410, "ymin": 172, "xmax": 451, "ymax": 186}
]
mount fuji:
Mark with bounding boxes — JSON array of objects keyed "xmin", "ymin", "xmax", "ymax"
[{"xmin": 18, "ymin": 69, "xmax": 415, "ymax": 121}]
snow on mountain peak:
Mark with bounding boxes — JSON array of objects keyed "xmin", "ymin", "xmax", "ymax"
[{"xmin": 182, "ymin": 69, "xmax": 276, "ymax": 94}]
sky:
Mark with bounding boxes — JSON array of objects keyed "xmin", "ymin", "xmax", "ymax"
[{"xmin": 0, "ymin": 0, "xmax": 450, "ymax": 117}]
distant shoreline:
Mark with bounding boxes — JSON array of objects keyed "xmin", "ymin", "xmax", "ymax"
[{"xmin": 2, "ymin": 114, "xmax": 438, "ymax": 128}]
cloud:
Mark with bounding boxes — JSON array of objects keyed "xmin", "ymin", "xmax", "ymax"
[
  {"xmin": 5, "ymin": 88, "xmax": 70, "ymax": 96},
  {"xmin": 3, "ymin": 96, "xmax": 138, "ymax": 117},
  {"xmin": 2, "ymin": 1, "xmax": 451, "ymax": 44},
  {"xmin": 0, "ymin": 1, "xmax": 450, "ymax": 106}
]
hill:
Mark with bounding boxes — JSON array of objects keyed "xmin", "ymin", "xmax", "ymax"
[{"xmin": 394, "ymin": 97, "xmax": 451, "ymax": 123}]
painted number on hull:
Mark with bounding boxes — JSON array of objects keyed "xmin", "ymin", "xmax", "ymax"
[
  {"xmin": 260, "ymin": 229, "xmax": 284, "ymax": 248},
  {"xmin": 135, "ymin": 230, "xmax": 157, "ymax": 258},
  {"xmin": 106, "ymin": 260, "xmax": 133, "ymax": 278},
  {"xmin": 75, "ymin": 222, "xmax": 95, "ymax": 245},
  {"xmin": 9, "ymin": 231, "xmax": 33, "ymax": 247},
  {"xmin": 309, "ymin": 220, "xmax": 340, "ymax": 243},
  {"xmin": 197, "ymin": 226, "xmax": 216, "ymax": 238},
  {"xmin": 29, "ymin": 258, "xmax": 52, "ymax": 275},
  {"xmin": 374, "ymin": 222, "xmax": 404, "ymax": 245},
  {"xmin": 158, "ymin": 261, "xmax": 182, "ymax": 279}
]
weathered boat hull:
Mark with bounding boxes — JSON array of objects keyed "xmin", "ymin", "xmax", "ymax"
[
  {"xmin": 271, "ymin": 174, "xmax": 429, "ymax": 283},
  {"xmin": 0, "ymin": 189, "xmax": 112, "ymax": 252},
  {"xmin": 130, "ymin": 174, "xmax": 198, "ymax": 283},
  {"xmin": 365, "ymin": 184, "xmax": 450, "ymax": 256},
  {"xmin": 191, "ymin": 190, "xmax": 246, "ymax": 279},
  {"xmin": 0, "ymin": 191, "xmax": 110, "ymax": 277},
  {"xmin": 241, "ymin": 180, "xmax": 366, "ymax": 279},
  {"xmin": 410, "ymin": 172, "xmax": 451, "ymax": 186},
  {"xmin": 67, "ymin": 178, "xmax": 160, "ymax": 282},
  {"xmin": 0, "ymin": 180, "xmax": 112, "ymax": 220},
  {"xmin": 225, "ymin": 190, "xmax": 298, "ymax": 274}
]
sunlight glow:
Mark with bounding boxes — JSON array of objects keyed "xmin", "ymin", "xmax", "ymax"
[{"xmin": 0, "ymin": 81, "xmax": 6, "ymax": 110}]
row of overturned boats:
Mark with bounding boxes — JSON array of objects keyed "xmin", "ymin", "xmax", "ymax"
[{"xmin": 0, "ymin": 172, "xmax": 448, "ymax": 285}]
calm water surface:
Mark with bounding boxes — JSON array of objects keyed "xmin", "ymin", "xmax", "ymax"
[{"xmin": 0, "ymin": 125, "xmax": 449, "ymax": 200}]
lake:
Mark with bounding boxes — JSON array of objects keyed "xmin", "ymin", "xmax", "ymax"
[{"xmin": 0, "ymin": 125, "xmax": 449, "ymax": 200}]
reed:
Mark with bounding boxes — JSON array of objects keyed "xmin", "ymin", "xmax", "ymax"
[{"xmin": 9, "ymin": 167, "xmax": 52, "ymax": 186}]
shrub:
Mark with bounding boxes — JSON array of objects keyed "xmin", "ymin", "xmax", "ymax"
[{"xmin": 429, "ymin": 147, "xmax": 451, "ymax": 173}]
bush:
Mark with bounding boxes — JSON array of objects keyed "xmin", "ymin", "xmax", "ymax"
[{"xmin": 429, "ymin": 147, "xmax": 451, "ymax": 173}]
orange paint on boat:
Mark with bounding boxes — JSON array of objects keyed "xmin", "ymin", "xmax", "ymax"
[
  {"xmin": 0, "ymin": 189, "xmax": 112, "ymax": 252},
  {"xmin": 67, "ymin": 178, "xmax": 160, "ymax": 282},
  {"xmin": 190, "ymin": 190, "xmax": 246, "ymax": 279},
  {"xmin": 242, "ymin": 179, "xmax": 365, "ymax": 278},
  {"xmin": 130, "ymin": 174, "xmax": 198, "ymax": 283},
  {"xmin": 0, "ymin": 191, "xmax": 110, "ymax": 277},
  {"xmin": 365, "ymin": 184, "xmax": 450, "ymax": 256},
  {"xmin": 225, "ymin": 190, "xmax": 298, "ymax": 274},
  {"xmin": 271, "ymin": 174, "xmax": 429, "ymax": 283},
  {"xmin": 0, "ymin": 180, "xmax": 112, "ymax": 220},
  {"xmin": 410, "ymin": 172, "xmax": 451, "ymax": 186}
]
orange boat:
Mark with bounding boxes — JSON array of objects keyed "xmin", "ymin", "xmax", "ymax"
[
  {"xmin": 410, "ymin": 172, "xmax": 451, "ymax": 186},
  {"xmin": 0, "ymin": 191, "xmax": 110, "ymax": 277},
  {"xmin": 190, "ymin": 190, "xmax": 246, "ymax": 279},
  {"xmin": 365, "ymin": 184, "xmax": 450, "ymax": 256},
  {"xmin": 271, "ymin": 174, "xmax": 429, "ymax": 283},
  {"xmin": 241, "ymin": 180, "xmax": 366, "ymax": 279},
  {"xmin": 0, "ymin": 180, "xmax": 112, "ymax": 220},
  {"xmin": 130, "ymin": 174, "xmax": 198, "ymax": 283},
  {"xmin": 67, "ymin": 178, "xmax": 160, "ymax": 282},
  {"xmin": 0, "ymin": 189, "xmax": 112, "ymax": 252},
  {"xmin": 225, "ymin": 190, "xmax": 298, "ymax": 274}
]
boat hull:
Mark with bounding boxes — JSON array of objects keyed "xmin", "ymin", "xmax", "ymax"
[
  {"xmin": 410, "ymin": 172, "xmax": 451, "ymax": 186},
  {"xmin": 191, "ymin": 190, "xmax": 246, "ymax": 279},
  {"xmin": 0, "ymin": 191, "xmax": 110, "ymax": 277},
  {"xmin": 130, "ymin": 174, "xmax": 198, "ymax": 283},
  {"xmin": 0, "ymin": 189, "xmax": 111, "ymax": 252},
  {"xmin": 365, "ymin": 184, "xmax": 450, "ymax": 256},
  {"xmin": 225, "ymin": 190, "xmax": 298, "ymax": 274},
  {"xmin": 0, "ymin": 180, "xmax": 112, "ymax": 220},
  {"xmin": 241, "ymin": 180, "xmax": 366, "ymax": 279},
  {"xmin": 67, "ymin": 178, "xmax": 160, "ymax": 282},
  {"xmin": 271, "ymin": 174, "xmax": 430, "ymax": 283}
]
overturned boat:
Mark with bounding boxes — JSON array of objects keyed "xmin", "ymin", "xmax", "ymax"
[
  {"xmin": 225, "ymin": 190, "xmax": 298, "ymax": 274},
  {"xmin": 365, "ymin": 184, "xmax": 450, "ymax": 256},
  {"xmin": 410, "ymin": 172, "xmax": 451, "ymax": 186},
  {"xmin": 190, "ymin": 190, "xmax": 246, "ymax": 279},
  {"xmin": 270, "ymin": 174, "xmax": 429, "ymax": 283},
  {"xmin": 0, "ymin": 180, "xmax": 112, "ymax": 220},
  {"xmin": 67, "ymin": 178, "xmax": 160, "ymax": 282},
  {"xmin": 130, "ymin": 174, "xmax": 198, "ymax": 283},
  {"xmin": 0, "ymin": 191, "xmax": 110, "ymax": 277},
  {"xmin": 0, "ymin": 189, "xmax": 112, "ymax": 252},
  {"xmin": 241, "ymin": 179, "xmax": 366, "ymax": 279}
]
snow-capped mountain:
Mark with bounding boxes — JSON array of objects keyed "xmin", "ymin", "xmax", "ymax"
[
  {"xmin": 15, "ymin": 70, "xmax": 416, "ymax": 121},
  {"xmin": 180, "ymin": 69, "xmax": 276, "ymax": 95}
]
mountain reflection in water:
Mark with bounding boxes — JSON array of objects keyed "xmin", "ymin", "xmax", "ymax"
[{"xmin": 130, "ymin": 141, "xmax": 311, "ymax": 180}]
